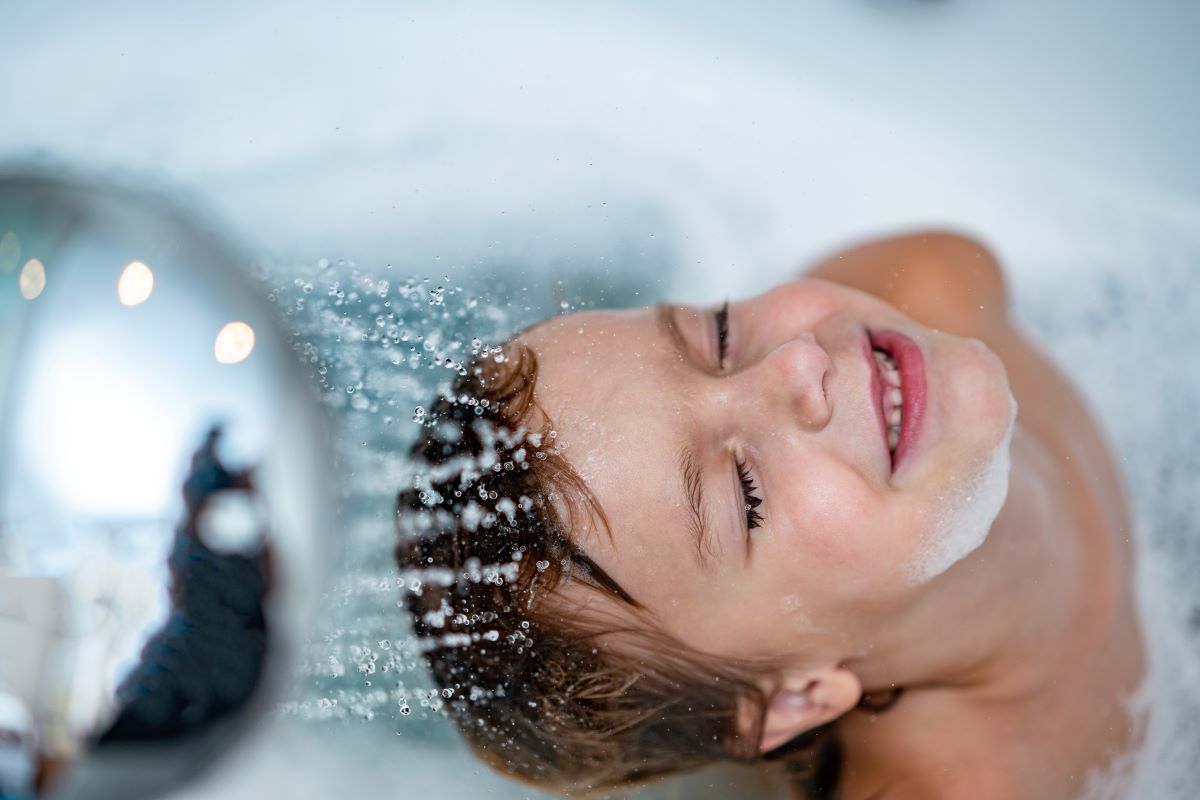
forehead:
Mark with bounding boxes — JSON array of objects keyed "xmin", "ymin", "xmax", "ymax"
[
  {"xmin": 519, "ymin": 309, "xmax": 718, "ymax": 628},
  {"xmin": 523, "ymin": 308, "xmax": 669, "ymax": 384},
  {"xmin": 520, "ymin": 308, "xmax": 676, "ymax": 488}
]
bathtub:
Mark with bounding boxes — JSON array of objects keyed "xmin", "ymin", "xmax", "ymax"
[{"xmin": 3, "ymin": 2, "xmax": 1198, "ymax": 798}]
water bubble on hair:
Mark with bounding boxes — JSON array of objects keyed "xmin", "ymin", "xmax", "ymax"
[
  {"xmin": 257, "ymin": 255, "xmax": 592, "ymax": 759},
  {"xmin": 495, "ymin": 497, "xmax": 517, "ymax": 523}
]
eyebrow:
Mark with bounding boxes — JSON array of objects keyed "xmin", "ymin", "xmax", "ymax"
[
  {"xmin": 655, "ymin": 302, "xmax": 691, "ymax": 363},
  {"xmin": 656, "ymin": 303, "xmax": 717, "ymax": 571},
  {"xmin": 679, "ymin": 445, "xmax": 715, "ymax": 571}
]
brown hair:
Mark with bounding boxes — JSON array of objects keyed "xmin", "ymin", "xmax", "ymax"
[{"xmin": 395, "ymin": 342, "xmax": 844, "ymax": 796}]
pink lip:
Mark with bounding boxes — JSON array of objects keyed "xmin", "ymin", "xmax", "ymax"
[{"xmin": 869, "ymin": 329, "xmax": 927, "ymax": 472}]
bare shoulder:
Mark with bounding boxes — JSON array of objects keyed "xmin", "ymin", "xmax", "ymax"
[{"xmin": 804, "ymin": 229, "xmax": 1010, "ymax": 340}]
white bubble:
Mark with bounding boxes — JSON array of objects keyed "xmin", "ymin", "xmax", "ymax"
[{"xmin": 906, "ymin": 393, "xmax": 1016, "ymax": 585}]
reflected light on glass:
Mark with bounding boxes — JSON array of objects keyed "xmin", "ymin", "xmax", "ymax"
[
  {"xmin": 0, "ymin": 230, "xmax": 18, "ymax": 271},
  {"xmin": 214, "ymin": 321, "xmax": 255, "ymax": 364},
  {"xmin": 19, "ymin": 257, "xmax": 46, "ymax": 300},
  {"xmin": 25, "ymin": 333, "xmax": 181, "ymax": 517},
  {"xmin": 117, "ymin": 260, "xmax": 155, "ymax": 306}
]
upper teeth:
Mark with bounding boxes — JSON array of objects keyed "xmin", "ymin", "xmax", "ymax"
[{"xmin": 874, "ymin": 349, "xmax": 903, "ymax": 454}]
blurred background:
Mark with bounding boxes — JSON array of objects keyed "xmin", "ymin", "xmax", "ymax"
[{"xmin": 2, "ymin": 1, "xmax": 1199, "ymax": 798}]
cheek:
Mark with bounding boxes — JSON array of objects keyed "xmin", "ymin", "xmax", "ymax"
[
  {"xmin": 758, "ymin": 281, "xmax": 848, "ymax": 328},
  {"xmin": 777, "ymin": 479, "xmax": 907, "ymax": 596}
]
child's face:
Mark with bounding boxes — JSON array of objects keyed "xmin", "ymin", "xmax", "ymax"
[{"xmin": 519, "ymin": 277, "xmax": 1015, "ymax": 662}]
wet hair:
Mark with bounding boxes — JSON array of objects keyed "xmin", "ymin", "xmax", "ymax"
[{"xmin": 395, "ymin": 342, "xmax": 852, "ymax": 797}]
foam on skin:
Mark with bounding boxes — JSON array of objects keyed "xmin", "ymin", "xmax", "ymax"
[{"xmin": 906, "ymin": 390, "xmax": 1018, "ymax": 586}]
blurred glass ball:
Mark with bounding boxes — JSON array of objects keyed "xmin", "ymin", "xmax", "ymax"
[{"xmin": 0, "ymin": 170, "xmax": 334, "ymax": 799}]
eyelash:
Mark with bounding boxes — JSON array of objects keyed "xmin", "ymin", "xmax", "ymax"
[
  {"xmin": 735, "ymin": 457, "xmax": 764, "ymax": 530},
  {"xmin": 713, "ymin": 303, "xmax": 762, "ymax": 532},
  {"xmin": 714, "ymin": 301, "xmax": 730, "ymax": 369}
]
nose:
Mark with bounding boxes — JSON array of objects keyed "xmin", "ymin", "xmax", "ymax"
[{"xmin": 752, "ymin": 333, "xmax": 833, "ymax": 430}]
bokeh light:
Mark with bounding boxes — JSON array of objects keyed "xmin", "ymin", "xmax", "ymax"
[
  {"xmin": 18, "ymin": 257, "xmax": 46, "ymax": 300},
  {"xmin": 214, "ymin": 321, "xmax": 255, "ymax": 364},
  {"xmin": 117, "ymin": 260, "xmax": 155, "ymax": 306}
]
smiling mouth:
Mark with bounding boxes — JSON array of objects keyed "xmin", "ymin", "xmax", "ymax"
[
  {"xmin": 868, "ymin": 329, "xmax": 927, "ymax": 472},
  {"xmin": 873, "ymin": 348, "xmax": 904, "ymax": 456}
]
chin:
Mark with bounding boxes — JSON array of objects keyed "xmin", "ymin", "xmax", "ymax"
[
  {"xmin": 901, "ymin": 340, "xmax": 1016, "ymax": 585},
  {"xmin": 972, "ymin": 339, "xmax": 1018, "ymax": 450},
  {"xmin": 941, "ymin": 335, "xmax": 1015, "ymax": 453}
]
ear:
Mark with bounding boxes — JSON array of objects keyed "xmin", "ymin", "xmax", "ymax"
[{"xmin": 757, "ymin": 667, "xmax": 863, "ymax": 754}]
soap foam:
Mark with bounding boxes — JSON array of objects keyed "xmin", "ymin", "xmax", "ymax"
[{"xmin": 906, "ymin": 392, "xmax": 1018, "ymax": 586}]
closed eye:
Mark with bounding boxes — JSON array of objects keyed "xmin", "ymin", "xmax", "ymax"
[
  {"xmin": 714, "ymin": 301, "xmax": 730, "ymax": 369},
  {"xmin": 735, "ymin": 456, "xmax": 764, "ymax": 532}
]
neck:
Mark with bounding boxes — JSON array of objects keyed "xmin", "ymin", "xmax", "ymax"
[{"xmin": 859, "ymin": 425, "xmax": 1091, "ymax": 695}]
